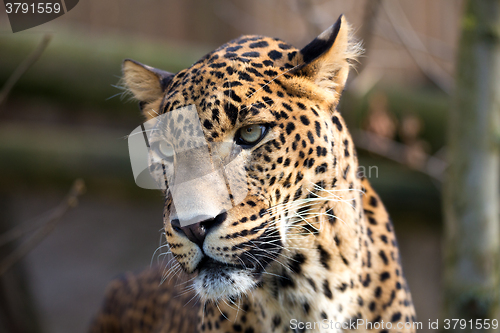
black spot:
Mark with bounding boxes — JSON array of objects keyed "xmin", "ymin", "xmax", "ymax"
[
  {"xmin": 247, "ymin": 67, "xmax": 264, "ymax": 77},
  {"xmin": 369, "ymin": 196, "xmax": 378, "ymax": 207},
  {"xmin": 209, "ymin": 62, "xmax": 228, "ymax": 69},
  {"xmin": 272, "ymin": 315, "xmax": 281, "ymax": 329},
  {"xmin": 323, "ymin": 280, "xmax": 333, "ymax": 299},
  {"xmin": 337, "ymin": 283, "xmax": 348, "ymax": 292},
  {"xmin": 307, "ymin": 131, "xmax": 315, "ymax": 144},
  {"xmin": 379, "ymin": 250, "xmax": 389, "ymax": 265},
  {"xmin": 367, "ymin": 227, "xmax": 374, "ymax": 243},
  {"xmin": 282, "ymin": 103, "xmax": 293, "ymax": 112},
  {"xmin": 369, "ymin": 302, "xmax": 376, "ymax": 312},
  {"xmin": 293, "ymin": 187, "xmax": 302, "ymax": 200},
  {"xmin": 315, "ymin": 163, "xmax": 327, "ymax": 174},
  {"xmin": 242, "ymin": 51, "xmax": 260, "ymax": 58},
  {"xmin": 300, "ymin": 115, "xmax": 310, "ymax": 125},
  {"xmin": 286, "ymin": 122, "xmax": 296, "ymax": 135},
  {"xmin": 278, "ymin": 273, "xmax": 295, "ymax": 288},
  {"xmin": 315, "ymin": 146, "xmax": 323, "ymax": 157},
  {"xmin": 290, "ymin": 252, "xmax": 306, "ymax": 274},
  {"xmin": 384, "ymin": 290, "xmax": 397, "ymax": 309},
  {"xmin": 304, "ymin": 158, "xmax": 315, "ymax": 168},
  {"xmin": 391, "ymin": 312, "xmax": 402, "ymax": 322},
  {"xmin": 268, "ymin": 50, "xmax": 283, "ymax": 60},
  {"xmin": 307, "ymin": 278, "xmax": 317, "ymax": 291},
  {"xmin": 250, "ymin": 41, "xmax": 269, "ymax": 48},
  {"xmin": 315, "ymin": 121, "xmax": 321, "ymax": 137},
  {"xmin": 332, "ymin": 116, "xmax": 343, "ymax": 131},
  {"xmin": 224, "ymin": 103, "xmax": 238, "ymax": 126},
  {"xmin": 264, "ymin": 69, "xmax": 278, "ymax": 77},
  {"xmin": 303, "ymin": 302, "xmax": 310, "ymax": 314},
  {"xmin": 203, "ymin": 119, "xmax": 213, "ymax": 130},
  {"xmin": 239, "ymin": 72, "xmax": 254, "ymax": 82},
  {"xmin": 344, "ymin": 139, "xmax": 350, "ymax": 157},
  {"xmin": 342, "ymin": 165, "xmax": 350, "ymax": 179},
  {"xmin": 317, "ymin": 245, "xmax": 330, "ymax": 270},
  {"xmin": 226, "ymin": 46, "xmax": 242, "ymax": 52},
  {"xmin": 224, "ymin": 52, "xmax": 238, "ymax": 59},
  {"xmin": 375, "ymin": 287, "xmax": 382, "ymax": 298},
  {"xmin": 279, "ymin": 133, "xmax": 286, "ymax": 144},
  {"xmin": 224, "ymin": 89, "xmax": 242, "ymax": 102},
  {"xmin": 362, "ymin": 273, "xmax": 371, "ymax": 287},
  {"xmin": 386, "ymin": 221, "xmax": 393, "ymax": 232},
  {"xmin": 233, "ymin": 324, "xmax": 242, "ymax": 332},
  {"xmin": 380, "ymin": 272, "xmax": 390, "ymax": 281}
]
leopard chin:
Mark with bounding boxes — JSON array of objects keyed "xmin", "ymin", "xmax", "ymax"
[{"xmin": 194, "ymin": 257, "xmax": 258, "ymax": 301}]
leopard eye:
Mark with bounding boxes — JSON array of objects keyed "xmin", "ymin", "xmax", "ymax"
[
  {"xmin": 154, "ymin": 141, "xmax": 175, "ymax": 161},
  {"xmin": 236, "ymin": 124, "xmax": 267, "ymax": 147}
]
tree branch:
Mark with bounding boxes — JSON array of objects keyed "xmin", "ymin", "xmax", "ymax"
[
  {"xmin": 0, "ymin": 34, "xmax": 52, "ymax": 108},
  {"xmin": 0, "ymin": 179, "xmax": 85, "ymax": 276}
]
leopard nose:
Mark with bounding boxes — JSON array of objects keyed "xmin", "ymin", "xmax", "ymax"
[
  {"xmin": 171, "ymin": 213, "xmax": 227, "ymax": 247},
  {"xmin": 181, "ymin": 220, "xmax": 210, "ymax": 247}
]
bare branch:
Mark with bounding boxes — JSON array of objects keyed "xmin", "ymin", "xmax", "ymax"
[
  {"xmin": 355, "ymin": 0, "xmax": 382, "ymax": 75},
  {"xmin": 381, "ymin": 0, "xmax": 453, "ymax": 94},
  {"xmin": 0, "ymin": 179, "xmax": 85, "ymax": 276},
  {"xmin": 0, "ymin": 34, "xmax": 52, "ymax": 108}
]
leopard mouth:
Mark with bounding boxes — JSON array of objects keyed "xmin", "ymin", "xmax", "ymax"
[
  {"xmin": 196, "ymin": 256, "xmax": 252, "ymax": 272},
  {"xmin": 193, "ymin": 256, "xmax": 259, "ymax": 300}
]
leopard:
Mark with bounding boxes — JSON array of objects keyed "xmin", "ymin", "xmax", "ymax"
[{"xmin": 90, "ymin": 15, "xmax": 416, "ymax": 333}]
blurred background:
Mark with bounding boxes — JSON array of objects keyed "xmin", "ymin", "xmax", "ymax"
[{"xmin": 0, "ymin": 1, "xmax": 465, "ymax": 332}]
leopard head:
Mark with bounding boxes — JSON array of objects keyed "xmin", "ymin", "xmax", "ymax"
[{"xmin": 122, "ymin": 15, "xmax": 362, "ymax": 302}]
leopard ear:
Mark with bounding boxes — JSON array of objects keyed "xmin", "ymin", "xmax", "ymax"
[
  {"xmin": 298, "ymin": 15, "xmax": 361, "ymax": 96},
  {"xmin": 122, "ymin": 59, "xmax": 174, "ymax": 104}
]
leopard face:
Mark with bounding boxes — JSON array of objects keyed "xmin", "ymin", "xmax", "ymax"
[{"xmin": 122, "ymin": 16, "xmax": 362, "ymax": 302}]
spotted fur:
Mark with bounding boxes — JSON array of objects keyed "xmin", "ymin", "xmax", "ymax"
[{"xmin": 90, "ymin": 15, "xmax": 415, "ymax": 333}]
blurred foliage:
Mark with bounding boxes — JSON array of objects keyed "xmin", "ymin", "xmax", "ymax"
[
  {"xmin": 342, "ymin": 86, "xmax": 448, "ymax": 153},
  {"xmin": 0, "ymin": 31, "xmax": 444, "ymax": 224},
  {"xmin": 0, "ymin": 31, "xmax": 211, "ymax": 118}
]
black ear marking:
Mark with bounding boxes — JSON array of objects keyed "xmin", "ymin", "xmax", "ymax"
[{"xmin": 300, "ymin": 14, "xmax": 343, "ymax": 64}]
